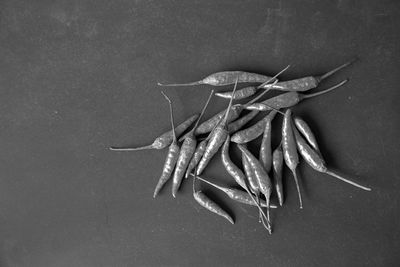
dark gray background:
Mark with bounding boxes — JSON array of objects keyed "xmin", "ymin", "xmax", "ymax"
[{"xmin": 0, "ymin": 0, "xmax": 399, "ymax": 266}]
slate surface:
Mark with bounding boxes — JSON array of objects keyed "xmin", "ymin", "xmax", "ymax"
[{"xmin": 0, "ymin": 1, "xmax": 399, "ymax": 266}]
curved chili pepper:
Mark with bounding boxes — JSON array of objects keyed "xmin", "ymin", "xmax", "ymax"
[{"xmin": 153, "ymin": 92, "xmax": 180, "ymax": 198}]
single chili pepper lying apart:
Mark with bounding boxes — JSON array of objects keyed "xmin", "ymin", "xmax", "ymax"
[
  {"xmin": 192, "ymin": 170, "xmax": 234, "ymax": 224},
  {"xmin": 292, "ymin": 124, "xmax": 371, "ymax": 191},
  {"xmin": 109, "ymin": 114, "xmax": 198, "ymax": 151},
  {"xmin": 153, "ymin": 92, "xmax": 180, "ymax": 198},
  {"xmin": 158, "ymin": 71, "xmax": 275, "ymax": 87},
  {"xmin": 172, "ymin": 90, "xmax": 214, "ymax": 197}
]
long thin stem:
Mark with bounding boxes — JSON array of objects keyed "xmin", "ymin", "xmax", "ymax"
[
  {"xmin": 247, "ymin": 190, "xmax": 271, "ymax": 232},
  {"xmin": 109, "ymin": 144, "xmax": 154, "ymax": 151},
  {"xmin": 191, "ymin": 90, "xmax": 215, "ymax": 132},
  {"xmin": 303, "ymin": 79, "xmax": 348, "ymax": 99},
  {"xmin": 194, "ymin": 175, "xmax": 227, "ymax": 192},
  {"xmin": 325, "ymin": 170, "xmax": 372, "ymax": 191},
  {"xmin": 157, "ymin": 81, "xmax": 202, "ymax": 87},
  {"xmin": 317, "ymin": 58, "xmax": 357, "ymax": 82},
  {"xmin": 242, "ymin": 185, "xmax": 271, "ymax": 232},
  {"xmin": 190, "ymin": 173, "xmax": 271, "ymax": 232},
  {"xmin": 161, "ymin": 91, "xmax": 177, "ymax": 142},
  {"xmin": 221, "ymin": 76, "xmax": 239, "ymax": 125},
  {"xmin": 259, "ymin": 104, "xmax": 285, "ymax": 116},
  {"xmin": 256, "ymin": 192, "xmax": 272, "ymax": 234},
  {"xmin": 292, "ymin": 169, "xmax": 303, "ymax": 209},
  {"xmin": 257, "ymin": 194, "xmax": 262, "ymax": 223},
  {"xmin": 257, "ymin": 64, "xmax": 291, "ymax": 89},
  {"xmin": 242, "ymin": 64, "xmax": 291, "ymax": 107},
  {"xmin": 242, "ymin": 81, "xmax": 276, "ymax": 108}
]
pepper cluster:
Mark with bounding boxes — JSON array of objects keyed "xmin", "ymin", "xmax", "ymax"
[{"xmin": 111, "ymin": 59, "xmax": 371, "ymax": 233}]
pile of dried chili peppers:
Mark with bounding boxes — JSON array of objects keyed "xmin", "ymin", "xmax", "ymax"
[{"xmin": 111, "ymin": 59, "xmax": 371, "ymax": 233}]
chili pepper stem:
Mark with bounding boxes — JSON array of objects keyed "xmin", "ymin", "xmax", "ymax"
[
  {"xmin": 157, "ymin": 81, "xmax": 202, "ymax": 87},
  {"xmin": 109, "ymin": 144, "xmax": 154, "ymax": 151},
  {"xmin": 257, "ymin": 196, "xmax": 272, "ymax": 234},
  {"xmin": 161, "ymin": 91, "xmax": 177, "ymax": 142},
  {"xmin": 249, "ymin": 193, "xmax": 271, "ymax": 232},
  {"xmin": 257, "ymin": 195, "xmax": 262, "ymax": 223},
  {"xmin": 257, "ymin": 65, "xmax": 291, "ymax": 89},
  {"xmin": 260, "ymin": 211, "xmax": 272, "ymax": 235},
  {"xmin": 193, "ymin": 175, "xmax": 226, "ymax": 191},
  {"xmin": 191, "ymin": 90, "xmax": 214, "ymax": 131},
  {"xmin": 303, "ymin": 79, "xmax": 348, "ymax": 99},
  {"xmin": 240, "ymin": 82, "xmax": 278, "ymax": 109},
  {"xmin": 221, "ymin": 76, "xmax": 239, "ymax": 124},
  {"xmin": 292, "ymin": 169, "xmax": 303, "ymax": 209},
  {"xmin": 317, "ymin": 58, "xmax": 357, "ymax": 82},
  {"xmin": 242, "ymin": 65, "xmax": 290, "ymax": 107},
  {"xmin": 259, "ymin": 103, "xmax": 285, "ymax": 116},
  {"xmin": 325, "ymin": 170, "xmax": 372, "ymax": 191},
  {"xmin": 240, "ymin": 64, "xmax": 290, "ymax": 106}
]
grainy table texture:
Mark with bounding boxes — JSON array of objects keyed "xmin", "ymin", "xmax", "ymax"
[{"xmin": 0, "ymin": 1, "xmax": 399, "ymax": 266}]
